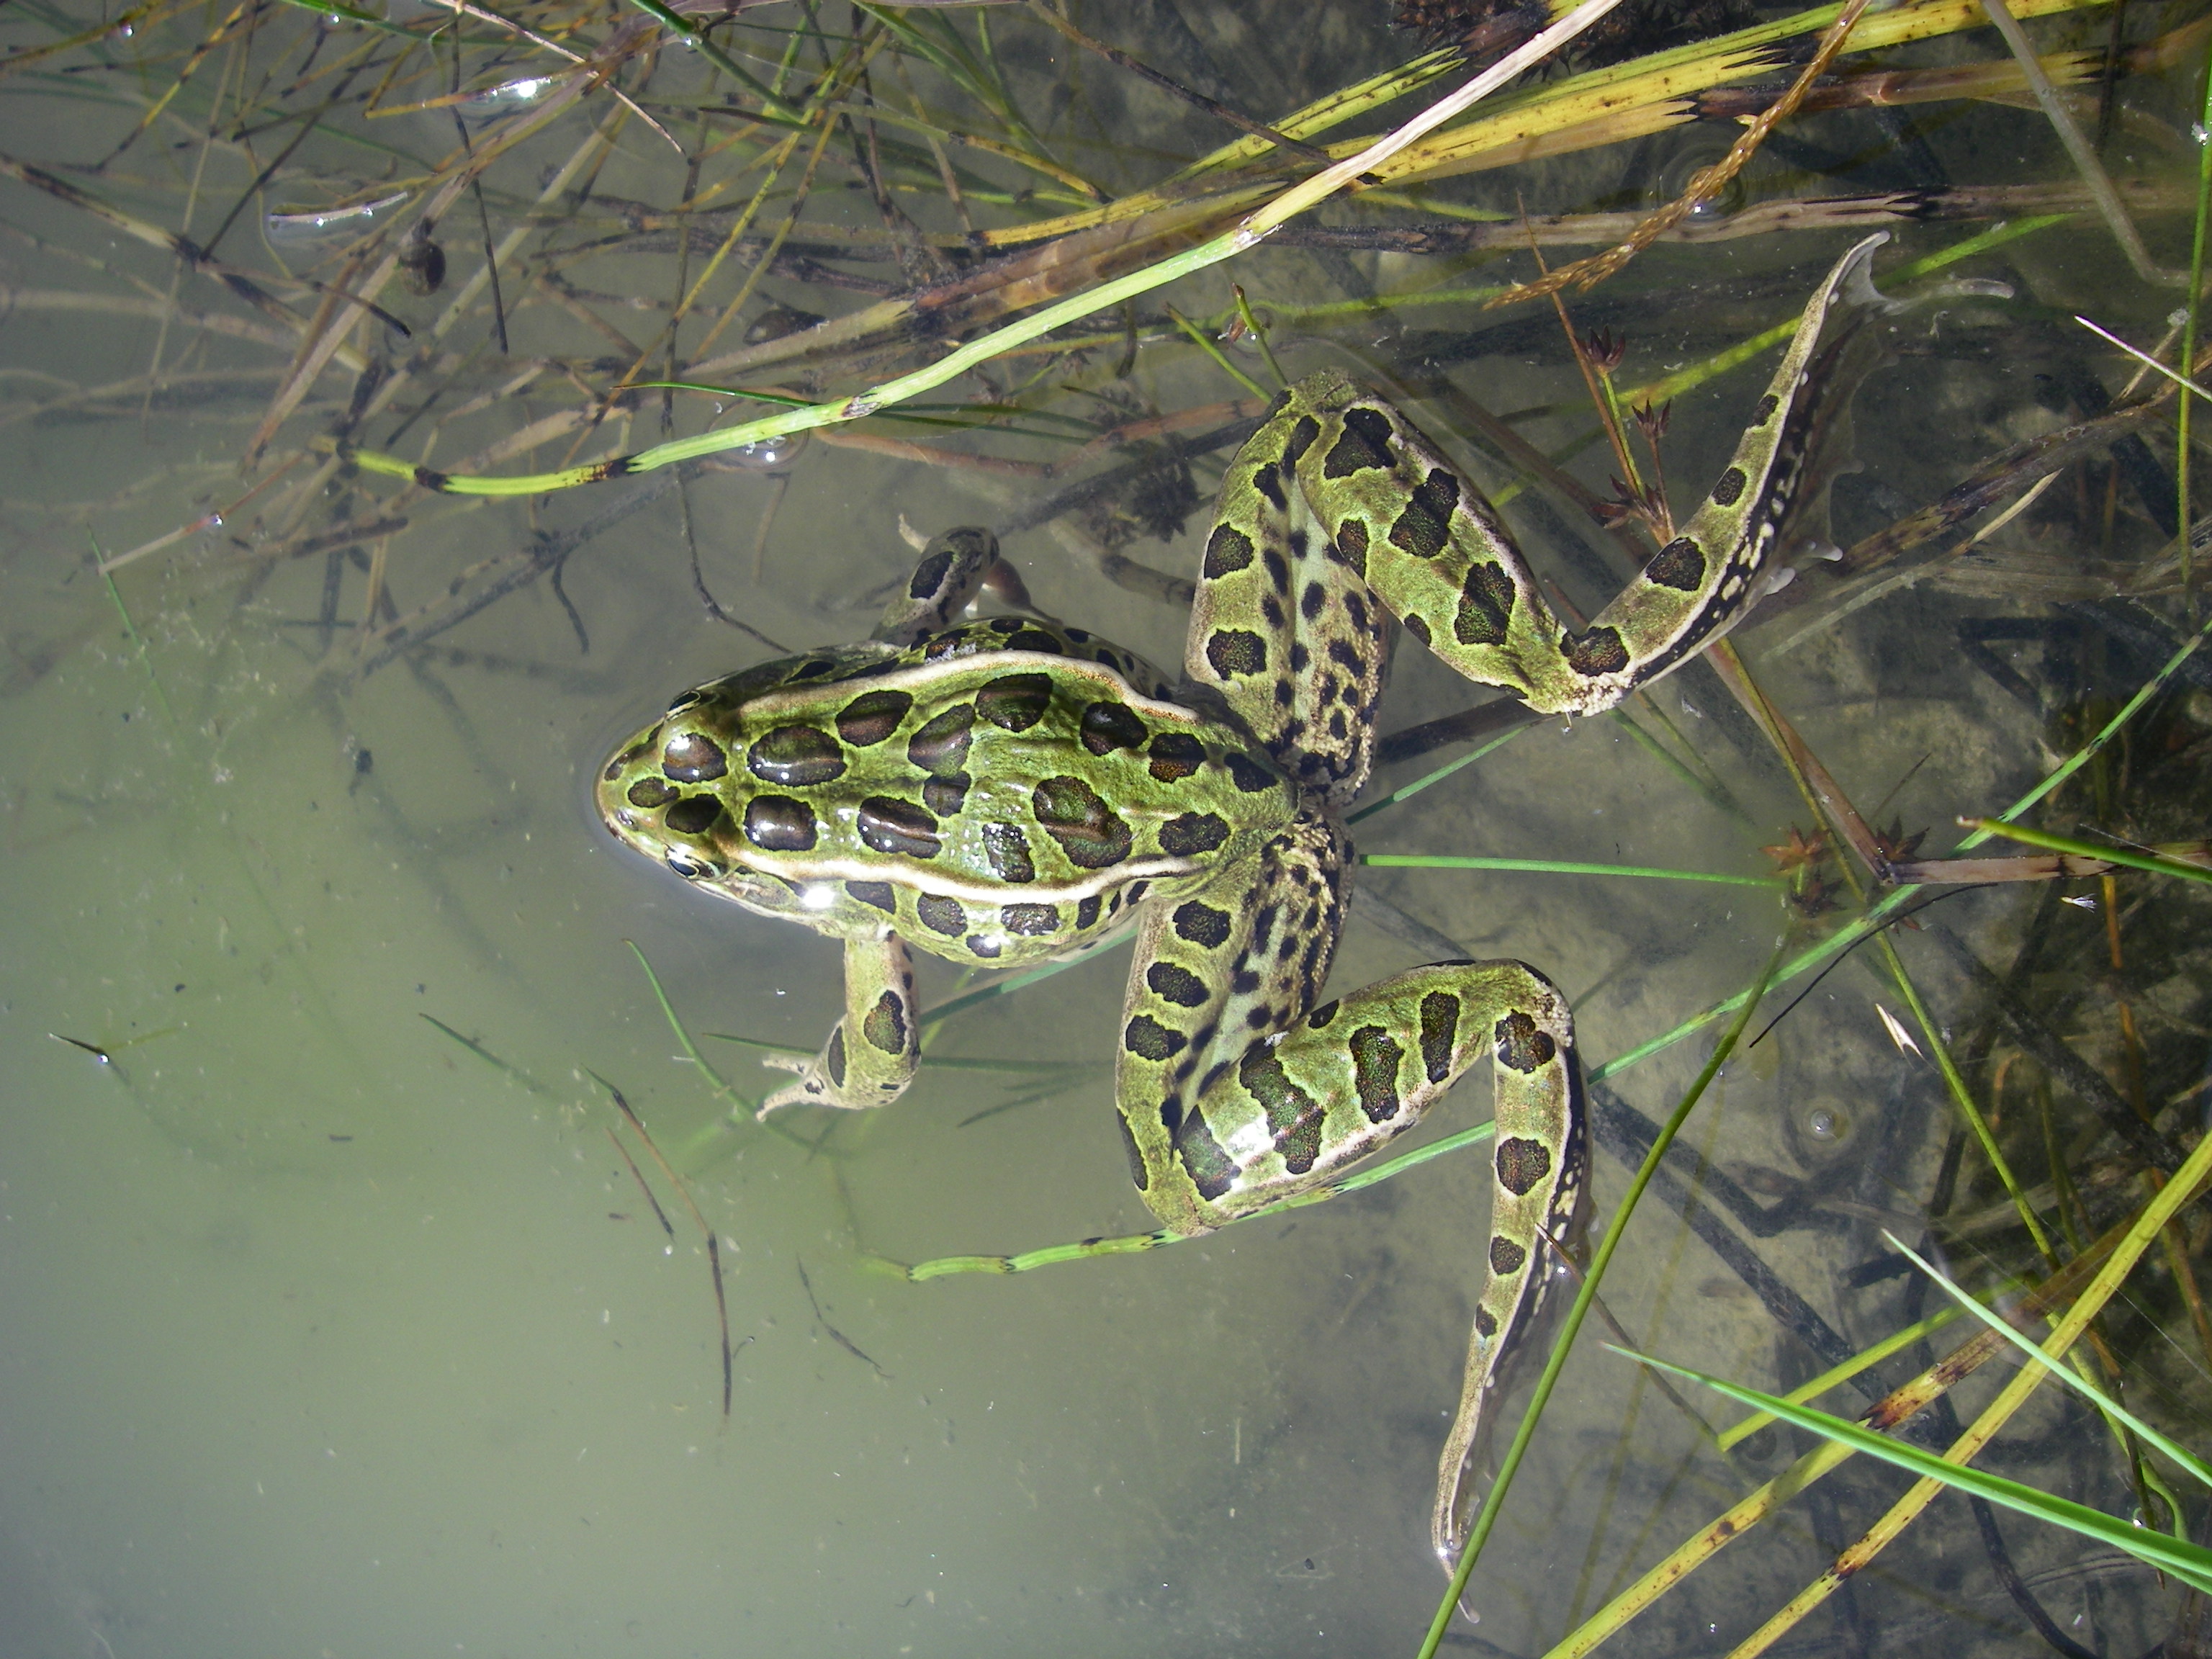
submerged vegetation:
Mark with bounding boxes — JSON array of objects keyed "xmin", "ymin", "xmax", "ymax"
[{"xmin": 4, "ymin": 0, "xmax": 2210, "ymax": 1652}]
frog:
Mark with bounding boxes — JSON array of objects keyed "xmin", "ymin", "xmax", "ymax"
[{"xmin": 595, "ymin": 233, "xmax": 1892, "ymax": 1567}]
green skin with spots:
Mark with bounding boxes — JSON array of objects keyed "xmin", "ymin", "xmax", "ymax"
[{"xmin": 595, "ymin": 236, "xmax": 1894, "ymax": 1568}]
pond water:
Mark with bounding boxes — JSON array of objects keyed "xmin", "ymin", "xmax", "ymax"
[{"xmin": 0, "ymin": 4, "xmax": 2205, "ymax": 1657}]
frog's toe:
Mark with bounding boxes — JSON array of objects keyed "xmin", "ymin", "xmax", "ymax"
[{"xmin": 758, "ymin": 1069, "xmax": 835, "ymax": 1118}]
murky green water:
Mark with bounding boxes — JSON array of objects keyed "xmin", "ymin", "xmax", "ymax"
[{"xmin": 2, "ymin": 4, "xmax": 2205, "ymax": 1656}]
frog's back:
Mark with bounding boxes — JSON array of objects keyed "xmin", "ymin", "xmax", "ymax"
[{"xmin": 597, "ymin": 626, "xmax": 1296, "ymax": 966}]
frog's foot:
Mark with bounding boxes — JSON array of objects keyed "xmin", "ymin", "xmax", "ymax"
[
  {"xmin": 756, "ymin": 1043, "xmax": 853, "ymax": 1117},
  {"xmin": 757, "ymin": 1022, "xmax": 916, "ymax": 1118},
  {"xmin": 757, "ymin": 934, "xmax": 920, "ymax": 1119},
  {"xmin": 758, "ymin": 1044, "xmax": 839, "ymax": 1118}
]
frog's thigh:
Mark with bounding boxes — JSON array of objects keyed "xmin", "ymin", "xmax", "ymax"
[
  {"xmin": 873, "ymin": 526, "xmax": 1003, "ymax": 645},
  {"xmin": 1113, "ymin": 816, "xmax": 1351, "ymax": 1236},
  {"xmin": 759, "ymin": 934, "xmax": 920, "ymax": 1116},
  {"xmin": 1175, "ymin": 958, "xmax": 1581, "ymax": 1225}
]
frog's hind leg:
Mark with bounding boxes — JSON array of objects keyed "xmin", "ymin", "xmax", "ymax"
[
  {"xmin": 1186, "ymin": 404, "xmax": 1393, "ymax": 805},
  {"xmin": 1162, "ymin": 952, "xmax": 1587, "ymax": 1569},
  {"xmin": 1114, "ymin": 813, "xmax": 1353, "ymax": 1236},
  {"xmin": 759, "ymin": 933, "xmax": 920, "ymax": 1117},
  {"xmin": 873, "ymin": 527, "xmax": 1030, "ymax": 645},
  {"xmin": 1208, "ymin": 235, "xmax": 1892, "ymax": 720}
]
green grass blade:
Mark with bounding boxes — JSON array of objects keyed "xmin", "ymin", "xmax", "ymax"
[
  {"xmin": 1344, "ymin": 726, "xmax": 1526, "ymax": 824},
  {"xmin": 1958, "ymin": 818, "xmax": 2212, "ymax": 886},
  {"xmin": 1363, "ymin": 854, "xmax": 1777, "ymax": 888},
  {"xmin": 1615, "ymin": 1348, "xmax": 2212, "ymax": 1594},
  {"xmin": 418, "ymin": 1012, "xmax": 561, "ymax": 1099},
  {"xmin": 1714, "ymin": 1304, "xmax": 1962, "ymax": 1452},
  {"xmin": 1884, "ymin": 1232, "xmax": 2212, "ymax": 1488},
  {"xmin": 624, "ymin": 938, "xmax": 755, "ymax": 1117}
]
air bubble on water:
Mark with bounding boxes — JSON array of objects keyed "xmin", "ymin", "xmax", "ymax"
[
  {"xmin": 457, "ymin": 76, "xmax": 552, "ymax": 118},
  {"xmin": 264, "ymin": 190, "xmax": 408, "ymax": 243},
  {"xmin": 730, "ymin": 433, "xmax": 808, "ymax": 470}
]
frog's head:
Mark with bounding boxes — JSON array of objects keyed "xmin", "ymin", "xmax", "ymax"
[{"xmin": 595, "ymin": 678, "xmax": 756, "ymax": 885}]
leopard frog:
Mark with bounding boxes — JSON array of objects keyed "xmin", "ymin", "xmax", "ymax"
[{"xmin": 596, "ymin": 235, "xmax": 1890, "ymax": 1566}]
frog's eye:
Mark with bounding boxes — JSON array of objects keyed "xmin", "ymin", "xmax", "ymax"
[{"xmin": 665, "ymin": 850, "xmax": 714, "ymax": 880}]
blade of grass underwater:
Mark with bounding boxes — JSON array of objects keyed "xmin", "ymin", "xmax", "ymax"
[
  {"xmin": 1712, "ymin": 1303, "xmax": 1962, "ymax": 1452},
  {"xmin": 624, "ymin": 938, "xmax": 755, "ymax": 1118},
  {"xmin": 418, "ymin": 1012, "xmax": 562, "ymax": 1099},
  {"xmin": 330, "ymin": 0, "xmax": 1634, "ymax": 496},
  {"xmin": 1957, "ymin": 818, "xmax": 2212, "ymax": 885},
  {"xmin": 1883, "ymin": 1233, "xmax": 2212, "ymax": 1488},
  {"xmin": 1542, "ymin": 1195, "xmax": 2137, "ymax": 1657},
  {"xmin": 2185, "ymin": 32, "xmax": 2212, "ymax": 616},
  {"xmin": 1598, "ymin": 601, "xmax": 2212, "ymax": 1082},
  {"xmin": 1689, "ymin": 1124, "xmax": 2212, "ymax": 1653},
  {"xmin": 1346, "ymin": 727, "xmax": 1527, "ymax": 824},
  {"xmin": 885, "ymin": 1121, "xmax": 1502, "ymax": 1279},
  {"xmin": 1364, "ymin": 855, "xmax": 1778, "ymax": 888},
  {"xmin": 1615, "ymin": 1349, "xmax": 2212, "ymax": 1594}
]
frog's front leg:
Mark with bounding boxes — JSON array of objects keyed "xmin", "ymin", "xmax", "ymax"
[{"xmin": 759, "ymin": 932, "xmax": 920, "ymax": 1117}]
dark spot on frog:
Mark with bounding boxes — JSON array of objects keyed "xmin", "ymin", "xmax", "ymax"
[
  {"xmin": 1252, "ymin": 459, "xmax": 1287, "ymax": 511},
  {"xmin": 835, "ymin": 688, "xmax": 914, "ymax": 747},
  {"xmin": 1159, "ymin": 811, "xmax": 1229, "ymax": 857},
  {"xmin": 1030, "ymin": 775, "xmax": 1132, "ymax": 869},
  {"xmin": 1322, "ymin": 406, "xmax": 1394, "ymax": 477},
  {"xmin": 1146, "ymin": 732, "xmax": 1205, "ymax": 781},
  {"xmin": 1203, "ymin": 524, "xmax": 1254, "ymax": 577},
  {"xmin": 982, "ymin": 821, "xmax": 1036, "ymax": 883},
  {"xmin": 1122, "ymin": 1015, "xmax": 1187, "ymax": 1061},
  {"xmin": 845, "ymin": 880, "xmax": 895, "ymax": 912},
  {"xmin": 747, "ymin": 724, "xmax": 844, "ymax": 786},
  {"xmin": 916, "ymin": 894, "xmax": 965, "ymax": 935},
  {"xmin": 1173, "ymin": 901, "xmax": 1231, "ymax": 948},
  {"xmin": 1079, "ymin": 700, "xmax": 1148, "ymax": 755},
  {"xmin": 907, "ymin": 547, "xmax": 955, "ymax": 599},
  {"xmin": 905, "ymin": 703, "xmax": 976, "ymax": 775},
  {"xmin": 665, "ymin": 794, "xmax": 723, "ymax": 835},
  {"xmin": 1145, "ymin": 961, "xmax": 1209, "ymax": 1007},
  {"xmin": 1644, "ymin": 536, "xmax": 1706, "ymax": 591},
  {"xmin": 740, "ymin": 795, "xmax": 814, "ymax": 850},
  {"xmin": 976, "ymin": 673, "xmax": 1053, "ymax": 731},
  {"xmin": 1205, "ymin": 629, "xmax": 1267, "ymax": 678},
  {"xmin": 922, "ymin": 773, "xmax": 970, "ymax": 817},
  {"xmin": 662, "ymin": 731, "xmax": 729, "ymax": 783},
  {"xmin": 858, "ymin": 796, "xmax": 943, "ymax": 859}
]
